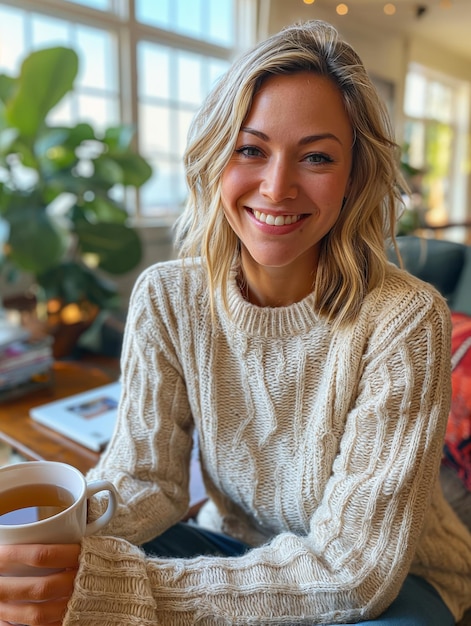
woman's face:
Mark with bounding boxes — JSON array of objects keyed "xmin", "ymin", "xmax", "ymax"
[{"xmin": 221, "ymin": 71, "xmax": 353, "ymax": 300}]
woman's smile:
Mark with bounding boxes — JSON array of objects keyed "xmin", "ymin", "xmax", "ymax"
[{"xmin": 248, "ymin": 208, "xmax": 306, "ymax": 228}]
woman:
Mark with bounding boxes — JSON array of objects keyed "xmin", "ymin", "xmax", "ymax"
[{"xmin": 1, "ymin": 19, "xmax": 471, "ymax": 626}]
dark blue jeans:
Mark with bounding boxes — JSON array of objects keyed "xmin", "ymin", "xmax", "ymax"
[{"xmin": 142, "ymin": 522, "xmax": 455, "ymax": 625}]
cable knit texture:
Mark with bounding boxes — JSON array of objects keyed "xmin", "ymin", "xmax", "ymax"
[{"xmin": 64, "ymin": 259, "xmax": 471, "ymax": 625}]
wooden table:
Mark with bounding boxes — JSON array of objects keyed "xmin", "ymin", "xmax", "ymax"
[{"xmin": 0, "ymin": 360, "xmax": 114, "ymax": 474}]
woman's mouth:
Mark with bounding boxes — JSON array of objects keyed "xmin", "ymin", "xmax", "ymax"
[{"xmin": 252, "ymin": 209, "xmax": 303, "ymax": 226}]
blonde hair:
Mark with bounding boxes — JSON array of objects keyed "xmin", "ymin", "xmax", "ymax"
[{"xmin": 174, "ymin": 19, "xmax": 405, "ymax": 327}]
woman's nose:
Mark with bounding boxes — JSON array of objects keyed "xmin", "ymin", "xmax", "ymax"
[{"xmin": 259, "ymin": 158, "xmax": 298, "ymax": 202}]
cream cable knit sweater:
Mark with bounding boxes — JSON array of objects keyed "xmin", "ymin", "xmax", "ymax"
[{"xmin": 65, "ymin": 259, "xmax": 471, "ymax": 625}]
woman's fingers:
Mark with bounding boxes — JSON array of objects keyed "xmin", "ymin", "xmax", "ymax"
[
  {"xmin": 0, "ymin": 544, "xmax": 81, "ymax": 625},
  {"xmin": 0, "ymin": 595, "xmax": 70, "ymax": 625},
  {"xmin": 0, "ymin": 544, "xmax": 81, "ymax": 572},
  {"xmin": 0, "ymin": 567, "xmax": 78, "ymax": 603}
]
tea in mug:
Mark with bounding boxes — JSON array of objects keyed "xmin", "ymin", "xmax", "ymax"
[{"xmin": 0, "ymin": 483, "xmax": 75, "ymax": 525}]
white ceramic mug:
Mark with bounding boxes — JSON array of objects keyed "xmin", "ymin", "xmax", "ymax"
[{"xmin": 0, "ymin": 460, "xmax": 118, "ymax": 576}]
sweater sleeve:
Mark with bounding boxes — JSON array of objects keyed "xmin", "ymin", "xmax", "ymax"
[
  {"xmin": 85, "ymin": 264, "xmax": 196, "ymax": 544},
  {"xmin": 67, "ymin": 278, "xmax": 453, "ymax": 625}
]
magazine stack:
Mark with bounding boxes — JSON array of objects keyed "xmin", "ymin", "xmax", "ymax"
[{"xmin": 0, "ymin": 316, "xmax": 54, "ymax": 402}]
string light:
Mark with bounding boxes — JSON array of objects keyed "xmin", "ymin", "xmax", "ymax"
[
  {"xmin": 384, "ymin": 3, "xmax": 396, "ymax": 15},
  {"xmin": 303, "ymin": 0, "xmax": 315, "ymax": 4},
  {"xmin": 336, "ymin": 3, "xmax": 349, "ymax": 15}
]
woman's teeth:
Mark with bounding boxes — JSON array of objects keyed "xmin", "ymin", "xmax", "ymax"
[{"xmin": 253, "ymin": 210, "xmax": 301, "ymax": 226}]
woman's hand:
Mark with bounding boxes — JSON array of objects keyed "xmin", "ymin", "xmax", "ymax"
[{"xmin": 0, "ymin": 544, "xmax": 80, "ymax": 626}]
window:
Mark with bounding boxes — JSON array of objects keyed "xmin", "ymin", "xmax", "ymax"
[
  {"xmin": 0, "ymin": 0, "xmax": 255, "ymax": 221},
  {"xmin": 403, "ymin": 63, "xmax": 470, "ymax": 230}
]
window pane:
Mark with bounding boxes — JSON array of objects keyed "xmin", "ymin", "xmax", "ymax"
[
  {"xmin": 0, "ymin": 6, "xmax": 25, "ymax": 73},
  {"xmin": 404, "ymin": 72, "xmax": 426, "ymax": 118},
  {"xmin": 403, "ymin": 62, "xmax": 470, "ymax": 228},
  {"xmin": 47, "ymin": 94, "xmax": 74, "ymax": 125},
  {"xmin": 176, "ymin": 0, "xmax": 202, "ymax": 39},
  {"xmin": 404, "ymin": 120, "xmax": 426, "ymax": 170},
  {"xmin": 137, "ymin": 36, "xmax": 231, "ymax": 212},
  {"xmin": 426, "ymin": 81, "xmax": 453, "ymax": 123},
  {"xmin": 139, "ymin": 44, "xmax": 170, "ymax": 100},
  {"xmin": 177, "ymin": 52, "xmax": 203, "ymax": 105},
  {"xmin": 77, "ymin": 94, "xmax": 119, "ymax": 129},
  {"xmin": 136, "ymin": 0, "xmax": 170, "ymax": 29},
  {"xmin": 0, "ymin": 0, "xmax": 244, "ymax": 218},
  {"xmin": 208, "ymin": 59, "xmax": 230, "ymax": 90},
  {"xmin": 209, "ymin": 0, "xmax": 234, "ymax": 45},
  {"xmin": 140, "ymin": 159, "xmax": 186, "ymax": 216},
  {"xmin": 177, "ymin": 110, "xmax": 195, "ymax": 155},
  {"xmin": 76, "ymin": 26, "xmax": 115, "ymax": 91},
  {"xmin": 136, "ymin": 0, "xmax": 234, "ymax": 46},
  {"xmin": 139, "ymin": 104, "xmax": 171, "ymax": 154},
  {"xmin": 32, "ymin": 14, "xmax": 70, "ymax": 46}
]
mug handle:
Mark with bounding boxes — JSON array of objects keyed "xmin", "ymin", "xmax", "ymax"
[{"xmin": 84, "ymin": 480, "xmax": 118, "ymax": 536}]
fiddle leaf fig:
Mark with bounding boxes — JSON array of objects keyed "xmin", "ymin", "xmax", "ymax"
[
  {"xmin": 6, "ymin": 206, "xmax": 69, "ymax": 274},
  {"xmin": 0, "ymin": 45, "xmax": 152, "ymax": 310},
  {"xmin": 106, "ymin": 151, "xmax": 153, "ymax": 187},
  {"xmin": 76, "ymin": 221, "xmax": 142, "ymax": 274},
  {"xmin": 6, "ymin": 47, "xmax": 78, "ymax": 137}
]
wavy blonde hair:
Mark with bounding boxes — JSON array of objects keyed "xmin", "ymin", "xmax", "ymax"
[{"xmin": 174, "ymin": 19, "xmax": 405, "ymax": 327}]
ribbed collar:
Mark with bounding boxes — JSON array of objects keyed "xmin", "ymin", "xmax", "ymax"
[{"xmin": 218, "ymin": 266, "xmax": 322, "ymax": 338}]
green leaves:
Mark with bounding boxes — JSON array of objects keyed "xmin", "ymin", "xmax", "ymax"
[
  {"xmin": 0, "ymin": 46, "xmax": 153, "ymax": 310},
  {"xmin": 75, "ymin": 221, "xmax": 142, "ymax": 274},
  {"xmin": 5, "ymin": 206, "xmax": 69, "ymax": 274},
  {"xmin": 37, "ymin": 261, "xmax": 119, "ymax": 308},
  {"xmin": 5, "ymin": 47, "xmax": 78, "ymax": 137}
]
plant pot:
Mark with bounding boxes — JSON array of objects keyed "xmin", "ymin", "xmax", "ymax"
[{"xmin": 3, "ymin": 293, "xmax": 99, "ymax": 359}]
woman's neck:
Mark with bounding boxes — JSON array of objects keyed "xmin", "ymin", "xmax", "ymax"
[{"xmin": 238, "ymin": 251, "xmax": 318, "ymax": 307}]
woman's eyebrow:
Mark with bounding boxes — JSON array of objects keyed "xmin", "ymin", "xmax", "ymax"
[
  {"xmin": 239, "ymin": 127, "xmax": 269, "ymax": 141},
  {"xmin": 240, "ymin": 126, "xmax": 342, "ymax": 146},
  {"xmin": 299, "ymin": 133, "xmax": 342, "ymax": 146}
]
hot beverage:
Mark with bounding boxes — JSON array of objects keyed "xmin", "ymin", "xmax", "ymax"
[
  {"xmin": 0, "ymin": 483, "xmax": 75, "ymax": 525},
  {"xmin": 0, "ymin": 460, "xmax": 118, "ymax": 575}
]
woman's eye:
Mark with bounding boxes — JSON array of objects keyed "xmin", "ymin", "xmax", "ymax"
[
  {"xmin": 305, "ymin": 153, "xmax": 333, "ymax": 164},
  {"xmin": 235, "ymin": 145, "xmax": 263, "ymax": 158}
]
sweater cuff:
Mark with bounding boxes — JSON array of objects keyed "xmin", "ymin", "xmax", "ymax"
[{"xmin": 64, "ymin": 535, "xmax": 159, "ymax": 626}]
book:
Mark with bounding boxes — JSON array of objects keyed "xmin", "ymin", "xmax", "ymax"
[
  {"xmin": 0, "ymin": 369, "xmax": 53, "ymax": 404},
  {"xmin": 0, "ymin": 339, "xmax": 52, "ymax": 372},
  {"xmin": 0, "ymin": 317, "xmax": 30, "ymax": 350},
  {"xmin": 0, "ymin": 335, "xmax": 54, "ymax": 400},
  {"xmin": 30, "ymin": 382, "xmax": 121, "ymax": 452}
]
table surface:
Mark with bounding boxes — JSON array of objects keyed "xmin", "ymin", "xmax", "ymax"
[{"xmin": 0, "ymin": 360, "xmax": 115, "ymax": 474}]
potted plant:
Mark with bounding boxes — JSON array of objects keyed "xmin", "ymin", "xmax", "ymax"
[{"xmin": 0, "ymin": 46, "xmax": 152, "ymax": 355}]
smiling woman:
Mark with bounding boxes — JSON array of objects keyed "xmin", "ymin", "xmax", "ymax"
[{"xmin": 1, "ymin": 18, "xmax": 470, "ymax": 626}]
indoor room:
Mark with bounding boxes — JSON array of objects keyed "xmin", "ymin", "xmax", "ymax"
[{"xmin": 0, "ymin": 2, "xmax": 470, "ymax": 624}]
